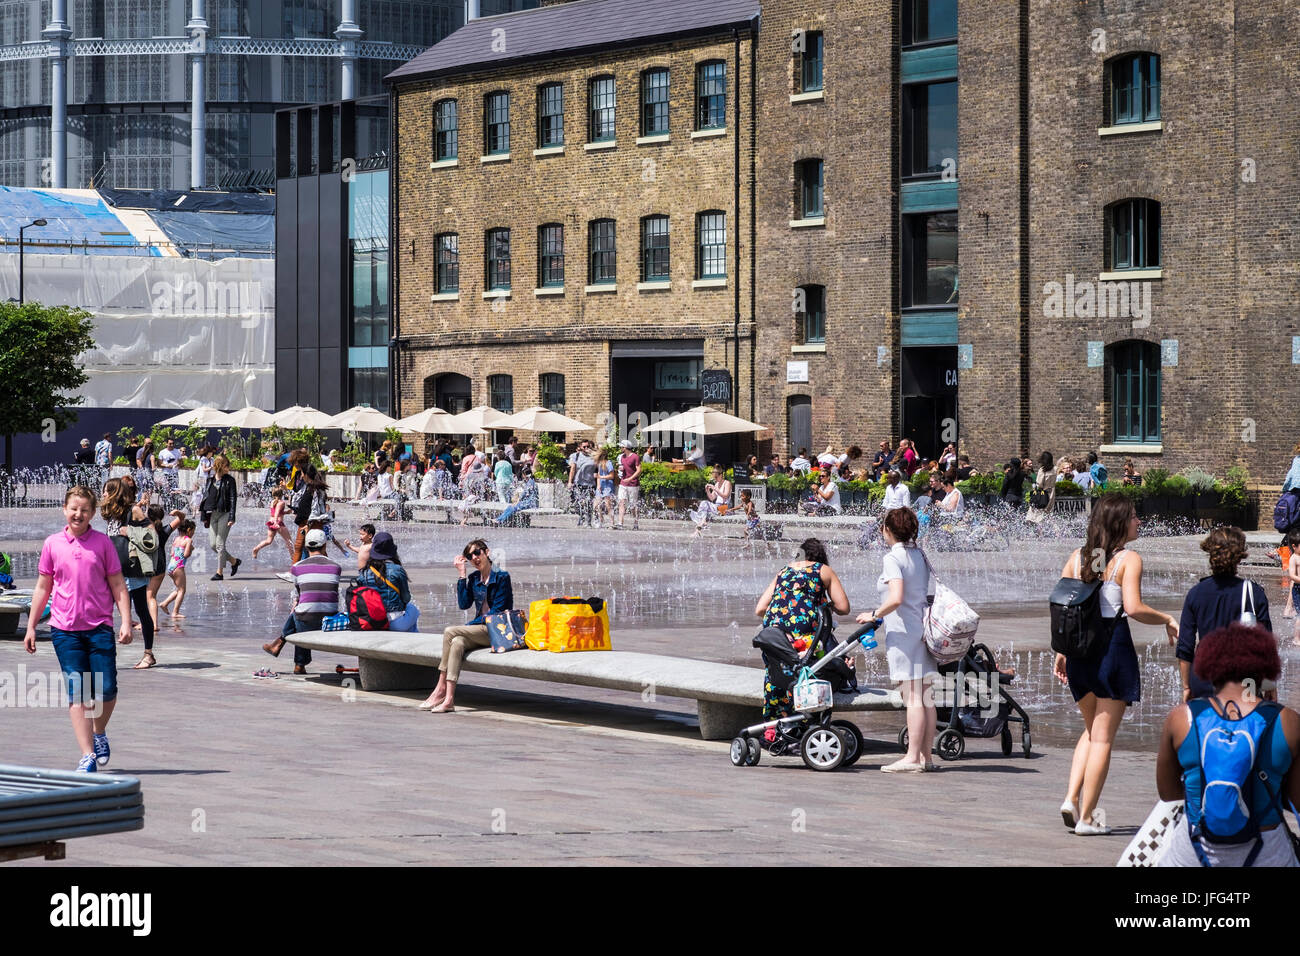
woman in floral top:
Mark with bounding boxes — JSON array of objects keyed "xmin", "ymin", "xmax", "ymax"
[{"xmin": 754, "ymin": 537, "xmax": 851, "ymax": 719}]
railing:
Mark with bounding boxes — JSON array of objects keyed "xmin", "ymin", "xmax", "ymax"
[{"xmin": 0, "ymin": 35, "xmax": 425, "ymax": 62}]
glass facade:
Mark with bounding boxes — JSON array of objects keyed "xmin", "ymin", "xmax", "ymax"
[
  {"xmin": 902, "ymin": 81, "xmax": 957, "ymax": 177},
  {"xmin": 348, "ymin": 167, "xmax": 390, "ymax": 412},
  {"xmin": 903, "ymin": 211, "xmax": 958, "ymax": 306}
]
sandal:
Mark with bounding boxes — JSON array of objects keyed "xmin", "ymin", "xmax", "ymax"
[{"xmin": 132, "ymin": 653, "xmax": 156, "ymax": 669}]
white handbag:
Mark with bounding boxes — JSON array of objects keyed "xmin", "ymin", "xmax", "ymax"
[
  {"xmin": 1117, "ymin": 800, "xmax": 1185, "ymax": 867},
  {"xmin": 919, "ymin": 550, "xmax": 980, "ymax": 664},
  {"xmin": 792, "ymin": 668, "xmax": 834, "ymax": 713}
]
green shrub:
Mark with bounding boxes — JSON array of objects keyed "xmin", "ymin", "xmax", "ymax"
[
  {"xmin": 907, "ymin": 469, "xmax": 932, "ymax": 497},
  {"xmin": 1164, "ymin": 474, "xmax": 1193, "ymax": 497},
  {"xmin": 1142, "ymin": 467, "xmax": 1170, "ymax": 496},
  {"xmin": 1181, "ymin": 466, "xmax": 1216, "ymax": 494},
  {"xmin": 533, "ymin": 434, "xmax": 568, "ymax": 481},
  {"xmin": 1055, "ymin": 479, "xmax": 1084, "ymax": 496}
]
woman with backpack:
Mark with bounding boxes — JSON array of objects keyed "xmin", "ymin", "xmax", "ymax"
[
  {"xmin": 354, "ymin": 532, "xmax": 418, "ymax": 632},
  {"xmin": 203, "ymin": 455, "xmax": 241, "ymax": 581},
  {"xmin": 1053, "ymin": 492, "xmax": 1179, "ymax": 835},
  {"xmin": 1155, "ymin": 623, "xmax": 1300, "ymax": 866},
  {"xmin": 1177, "ymin": 526, "xmax": 1272, "ymax": 702}
]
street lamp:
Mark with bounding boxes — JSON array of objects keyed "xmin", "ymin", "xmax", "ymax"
[{"xmin": 18, "ymin": 218, "xmax": 47, "ymax": 305}]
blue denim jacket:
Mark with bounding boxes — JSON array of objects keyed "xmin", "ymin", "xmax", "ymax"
[
  {"xmin": 1284, "ymin": 456, "xmax": 1300, "ymax": 493},
  {"xmin": 457, "ymin": 567, "xmax": 513, "ymax": 625}
]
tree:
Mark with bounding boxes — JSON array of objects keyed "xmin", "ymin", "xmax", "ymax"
[{"xmin": 0, "ymin": 302, "xmax": 96, "ymax": 471}]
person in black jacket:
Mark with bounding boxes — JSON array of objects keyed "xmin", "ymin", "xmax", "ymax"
[
  {"xmin": 1000, "ymin": 457, "xmax": 1026, "ymax": 509},
  {"xmin": 202, "ymin": 454, "xmax": 241, "ymax": 581},
  {"xmin": 1177, "ymin": 525, "xmax": 1271, "ymax": 701}
]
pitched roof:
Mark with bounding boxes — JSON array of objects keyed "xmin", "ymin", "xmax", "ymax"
[{"xmin": 385, "ymin": 0, "xmax": 761, "ymax": 85}]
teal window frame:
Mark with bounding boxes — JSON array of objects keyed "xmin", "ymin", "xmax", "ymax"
[
  {"xmin": 537, "ymin": 82, "xmax": 564, "ymax": 147},
  {"xmin": 433, "ymin": 99, "xmax": 457, "ymax": 161},
  {"xmin": 1111, "ymin": 340, "xmax": 1160, "ymax": 443},
  {"xmin": 1111, "ymin": 53, "xmax": 1160, "ymax": 125},
  {"xmin": 641, "ymin": 68, "xmax": 669, "ymax": 136},
  {"xmin": 1109, "ymin": 198, "xmax": 1160, "ymax": 271},
  {"xmin": 641, "ymin": 214, "xmax": 669, "ymax": 281},
  {"xmin": 697, "ymin": 211, "xmax": 726, "ymax": 279},
  {"xmin": 800, "ymin": 284, "xmax": 826, "ymax": 344},
  {"xmin": 484, "ymin": 91, "xmax": 509, "ymax": 155},
  {"xmin": 485, "ymin": 227, "xmax": 511, "ymax": 290},
  {"xmin": 588, "ymin": 76, "xmax": 616, "ymax": 143},
  {"xmin": 589, "ymin": 219, "xmax": 616, "ymax": 284},
  {"xmin": 538, "ymin": 223, "xmax": 564, "ymax": 287},
  {"xmin": 695, "ymin": 60, "xmax": 726, "ymax": 131},
  {"xmin": 903, "ymin": 0, "xmax": 958, "ymax": 46},
  {"xmin": 435, "ymin": 233, "xmax": 458, "ymax": 293},
  {"xmin": 798, "ymin": 31, "xmax": 823, "ymax": 92},
  {"xmin": 797, "ymin": 158, "xmax": 823, "ymax": 218}
]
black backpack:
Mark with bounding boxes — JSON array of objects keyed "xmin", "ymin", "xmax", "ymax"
[{"xmin": 1049, "ymin": 575, "xmax": 1116, "ymax": 659}]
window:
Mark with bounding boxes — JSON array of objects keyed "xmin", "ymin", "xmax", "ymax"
[
  {"xmin": 436, "ymin": 233, "xmax": 459, "ymax": 293},
  {"xmin": 903, "ymin": 211, "xmax": 958, "ymax": 306},
  {"xmin": 796, "ymin": 159, "xmax": 823, "ymax": 218},
  {"xmin": 538, "ymin": 223, "xmax": 565, "ymax": 287},
  {"xmin": 349, "ymin": 368, "xmax": 389, "ymax": 414},
  {"xmin": 903, "ymin": 0, "xmax": 958, "ymax": 46},
  {"xmin": 488, "ymin": 374, "xmax": 514, "ymax": 414},
  {"xmin": 485, "ymin": 228, "xmax": 511, "ymax": 290},
  {"xmin": 797, "ymin": 30, "xmax": 823, "ymax": 92},
  {"xmin": 540, "ymin": 372, "xmax": 566, "ymax": 413},
  {"xmin": 1109, "ymin": 199, "xmax": 1160, "ymax": 271},
  {"xmin": 588, "ymin": 219, "xmax": 616, "ymax": 284},
  {"xmin": 641, "ymin": 215, "xmax": 669, "ymax": 281},
  {"xmin": 902, "ymin": 81, "xmax": 957, "ymax": 177},
  {"xmin": 484, "ymin": 91, "xmax": 509, "ymax": 155},
  {"xmin": 697, "ymin": 211, "xmax": 726, "ymax": 279},
  {"xmin": 1110, "ymin": 340, "xmax": 1160, "ymax": 443},
  {"xmin": 798, "ymin": 284, "xmax": 826, "ymax": 344},
  {"xmin": 537, "ymin": 83, "xmax": 564, "ymax": 147},
  {"xmin": 696, "ymin": 61, "xmax": 726, "ymax": 130},
  {"xmin": 1111, "ymin": 53, "xmax": 1160, "ymax": 125},
  {"xmin": 433, "ymin": 99, "xmax": 457, "ymax": 161},
  {"xmin": 589, "ymin": 76, "xmax": 615, "ymax": 142},
  {"xmin": 641, "ymin": 68, "xmax": 669, "ymax": 136}
]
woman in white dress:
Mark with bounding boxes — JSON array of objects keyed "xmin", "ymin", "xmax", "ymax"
[{"xmin": 858, "ymin": 506, "xmax": 936, "ymax": 772}]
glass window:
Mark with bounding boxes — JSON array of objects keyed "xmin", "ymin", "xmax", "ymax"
[
  {"xmin": 641, "ymin": 68, "xmax": 669, "ymax": 136},
  {"xmin": 484, "ymin": 91, "xmax": 510, "ymax": 155},
  {"xmin": 486, "ymin": 227, "xmax": 511, "ymax": 290},
  {"xmin": 488, "ymin": 374, "xmax": 514, "ymax": 414},
  {"xmin": 436, "ymin": 233, "xmax": 459, "ymax": 293},
  {"xmin": 538, "ymin": 82, "xmax": 564, "ymax": 147},
  {"xmin": 349, "ymin": 368, "xmax": 389, "ymax": 414},
  {"xmin": 902, "ymin": 81, "xmax": 957, "ymax": 177},
  {"xmin": 903, "ymin": 211, "xmax": 958, "ymax": 306},
  {"xmin": 798, "ymin": 31, "xmax": 823, "ymax": 92},
  {"xmin": 1111, "ymin": 341, "xmax": 1160, "ymax": 443},
  {"xmin": 797, "ymin": 159, "xmax": 823, "ymax": 218},
  {"xmin": 799, "ymin": 284, "xmax": 826, "ymax": 344},
  {"xmin": 697, "ymin": 211, "xmax": 726, "ymax": 279},
  {"xmin": 1112, "ymin": 53, "xmax": 1160, "ymax": 125},
  {"xmin": 905, "ymin": 0, "xmax": 958, "ymax": 45},
  {"xmin": 696, "ymin": 61, "xmax": 726, "ymax": 130},
  {"xmin": 433, "ymin": 99, "xmax": 457, "ymax": 161},
  {"xmin": 540, "ymin": 373, "xmax": 566, "ymax": 413},
  {"xmin": 589, "ymin": 76, "xmax": 616, "ymax": 142},
  {"xmin": 1110, "ymin": 199, "xmax": 1160, "ymax": 270},
  {"xmin": 538, "ymin": 223, "xmax": 565, "ymax": 287},
  {"xmin": 641, "ymin": 215, "xmax": 670, "ymax": 281},
  {"xmin": 589, "ymin": 219, "xmax": 616, "ymax": 284}
]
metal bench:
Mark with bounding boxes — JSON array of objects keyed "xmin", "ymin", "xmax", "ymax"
[
  {"xmin": 0, "ymin": 765, "xmax": 144, "ymax": 862},
  {"xmin": 288, "ymin": 630, "xmax": 903, "ymax": 740}
]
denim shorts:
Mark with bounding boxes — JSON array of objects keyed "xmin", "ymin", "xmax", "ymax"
[{"xmin": 49, "ymin": 625, "xmax": 118, "ymax": 703}]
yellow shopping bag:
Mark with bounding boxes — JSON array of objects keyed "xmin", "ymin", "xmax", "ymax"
[
  {"xmin": 547, "ymin": 597, "xmax": 612, "ymax": 653},
  {"xmin": 524, "ymin": 598, "xmax": 554, "ymax": 651}
]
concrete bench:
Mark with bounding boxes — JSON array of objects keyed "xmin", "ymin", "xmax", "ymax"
[
  {"xmin": 0, "ymin": 590, "xmax": 33, "ymax": 637},
  {"xmin": 288, "ymin": 629, "xmax": 902, "ymax": 740},
  {"xmin": 350, "ymin": 499, "xmax": 562, "ymax": 526}
]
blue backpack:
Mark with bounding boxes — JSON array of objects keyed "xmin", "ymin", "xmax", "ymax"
[
  {"xmin": 1090, "ymin": 462, "xmax": 1108, "ymax": 488},
  {"xmin": 1274, "ymin": 490, "xmax": 1300, "ymax": 533},
  {"xmin": 1186, "ymin": 699, "xmax": 1286, "ymax": 865}
]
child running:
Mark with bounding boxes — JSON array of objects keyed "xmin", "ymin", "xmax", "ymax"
[
  {"xmin": 159, "ymin": 519, "xmax": 196, "ymax": 620},
  {"xmin": 740, "ymin": 489, "xmax": 761, "ymax": 540},
  {"xmin": 1286, "ymin": 530, "xmax": 1300, "ymax": 646},
  {"xmin": 251, "ymin": 486, "xmax": 293, "ymax": 559}
]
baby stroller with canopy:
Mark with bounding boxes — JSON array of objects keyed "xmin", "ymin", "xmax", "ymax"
[
  {"xmin": 897, "ymin": 642, "xmax": 1032, "ymax": 760},
  {"xmin": 729, "ymin": 610, "xmax": 882, "ymax": 772}
]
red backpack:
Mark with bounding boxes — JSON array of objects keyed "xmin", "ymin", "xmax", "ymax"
[{"xmin": 345, "ymin": 584, "xmax": 389, "ymax": 631}]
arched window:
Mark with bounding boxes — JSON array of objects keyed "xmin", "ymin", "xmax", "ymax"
[
  {"xmin": 537, "ymin": 82, "xmax": 564, "ymax": 147},
  {"xmin": 796, "ymin": 30, "xmax": 823, "ymax": 93},
  {"xmin": 640, "ymin": 214, "xmax": 669, "ymax": 281},
  {"xmin": 695, "ymin": 60, "xmax": 726, "ymax": 130},
  {"xmin": 640, "ymin": 68, "xmax": 669, "ymax": 136},
  {"xmin": 588, "ymin": 75, "xmax": 616, "ymax": 142},
  {"xmin": 488, "ymin": 374, "xmax": 514, "ymax": 414},
  {"xmin": 484, "ymin": 90, "xmax": 510, "ymax": 155},
  {"xmin": 435, "ymin": 233, "xmax": 458, "ymax": 293},
  {"xmin": 796, "ymin": 284, "xmax": 826, "ymax": 344},
  {"xmin": 796, "ymin": 159, "xmax": 823, "ymax": 218},
  {"xmin": 538, "ymin": 223, "xmax": 564, "ymax": 287},
  {"xmin": 1109, "ymin": 340, "xmax": 1160, "ymax": 443},
  {"xmin": 433, "ymin": 99, "xmax": 457, "ymax": 161},
  {"xmin": 485, "ymin": 227, "xmax": 511, "ymax": 290},
  {"xmin": 1107, "ymin": 198, "xmax": 1160, "ymax": 271},
  {"xmin": 696, "ymin": 211, "xmax": 725, "ymax": 279},
  {"xmin": 540, "ymin": 373, "xmax": 565, "ymax": 413},
  {"xmin": 1109, "ymin": 52, "xmax": 1160, "ymax": 125},
  {"xmin": 588, "ymin": 219, "xmax": 616, "ymax": 284}
]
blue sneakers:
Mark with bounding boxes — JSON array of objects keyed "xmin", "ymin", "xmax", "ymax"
[
  {"xmin": 93, "ymin": 733, "xmax": 110, "ymax": 767},
  {"xmin": 76, "ymin": 753, "xmax": 98, "ymax": 773}
]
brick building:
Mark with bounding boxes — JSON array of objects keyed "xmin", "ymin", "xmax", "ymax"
[{"xmin": 385, "ymin": 0, "xmax": 1300, "ymax": 481}]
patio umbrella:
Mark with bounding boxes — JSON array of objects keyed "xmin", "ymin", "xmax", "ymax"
[
  {"xmin": 640, "ymin": 406, "xmax": 766, "ymax": 436},
  {"xmin": 220, "ymin": 406, "xmax": 276, "ymax": 429},
  {"xmin": 270, "ymin": 405, "xmax": 334, "ymax": 429},
  {"xmin": 326, "ymin": 405, "xmax": 400, "ymax": 433},
  {"xmin": 444, "ymin": 405, "xmax": 513, "ymax": 433},
  {"xmin": 391, "ymin": 407, "xmax": 476, "ymax": 434},
  {"xmin": 155, "ymin": 406, "xmax": 231, "ymax": 427},
  {"xmin": 493, "ymin": 406, "xmax": 594, "ymax": 433}
]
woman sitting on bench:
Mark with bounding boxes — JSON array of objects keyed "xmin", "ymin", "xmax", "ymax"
[{"xmin": 420, "ymin": 539, "xmax": 513, "ymax": 713}]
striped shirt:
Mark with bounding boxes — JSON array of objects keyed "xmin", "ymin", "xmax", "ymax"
[{"xmin": 291, "ymin": 554, "xmax": 341, "ymax": 627}]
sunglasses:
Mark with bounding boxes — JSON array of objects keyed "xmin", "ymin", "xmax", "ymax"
[{"xmin": 467, "ymin": 548, "xmax": 485, "ymax": 559}]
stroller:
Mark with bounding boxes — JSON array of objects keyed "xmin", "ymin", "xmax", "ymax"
[
  {"xmin": 729, "ymin": 610, "xmax": 882, "ymax": 772},
  {"xmin": 897, "ymin": 642, "xmax": 1032, "ymax": 760}
]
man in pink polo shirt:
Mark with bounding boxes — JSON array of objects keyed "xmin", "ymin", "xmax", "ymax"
[{"xmin": 25, "ymin": 485, "xmax": 133, "ymax": 772}]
